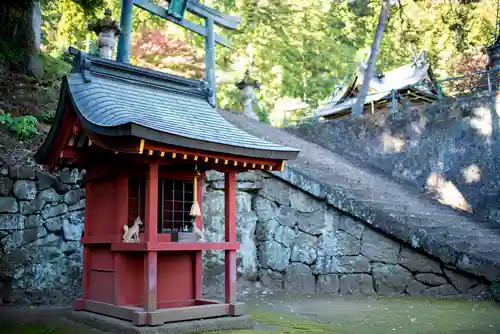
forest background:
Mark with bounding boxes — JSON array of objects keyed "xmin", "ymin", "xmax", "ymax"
[{"xmin": 5, "ymin": 0, "xmax": 500, "ymax": 125}]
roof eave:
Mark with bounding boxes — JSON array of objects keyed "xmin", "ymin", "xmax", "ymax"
[
  {"xmin": 318, "ymin": 85, "xmax": 439, "ymax": 118},
  {"xmin": 76, "ymin": 113, "xmax": 300, "ymax": 162},
  {"xmin": 66, "ymin": 84, "xmax": 300, "ymax": 161},
  {"xmin": 50, "ymin": 79, "xmax": 299, "ymax": 161},
  {"xmin": 34, "ymin": 79, "xmax": 70, "ymax": 167},
  {"xmin": 40, "ymin": 51, "xmax": 300, "ymax": 163},
  {"xmin": 129, "ymin": 124, "xmax": 299, "ymax": 161}
]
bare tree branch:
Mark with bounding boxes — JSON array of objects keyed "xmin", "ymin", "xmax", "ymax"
[{"xmin": 351, "ymin": 0, "xmax": 391, "ymax": 117}]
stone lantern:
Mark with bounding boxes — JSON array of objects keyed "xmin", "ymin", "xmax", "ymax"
[
  {"xmin": 88, "ymin": 9, "xmax": 121, "ymax": 60},
  {"xmin": 236, "ymin": 69, "xmax": 261, "ymax": 121}
]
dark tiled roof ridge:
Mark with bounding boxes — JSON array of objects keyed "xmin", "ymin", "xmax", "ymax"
[{"xmin": 69, "ymin": 47, "xmax": 213, "ymax": 103}]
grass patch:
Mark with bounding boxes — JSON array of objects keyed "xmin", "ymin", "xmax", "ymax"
[
  {"xmin": 220, "ymin": 298, "xmax": 500, "ymax": 334},
  {"xmin": 247, "ymin": 311, "xmax": 342, "ymax": 332},
  {"xmin": 39, "ymin": 53, "xmax": 71, "ymax": 79},
  {"xmin": 0, "ymin": 51, "xmax": 70, "ymax": 137},
  {"xmin": 218, "ymin": 310, "xmax": 357, "ymax": 333}
]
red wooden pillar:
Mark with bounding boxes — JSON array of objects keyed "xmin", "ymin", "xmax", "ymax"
[
  {"xmin": 144, "ymin": 252, "xmax": 158, "ymax": 312},
  {"xmin": 82, "ymin": 246, "xmax": 90, "ymax": 299},
  {"xmin": 80, "ymin": 179, "xmax": 93, "ymax": 305},
  {"xmin": 194, "ymin": 174, "xmax": 205, "ymax": 300},
  {"xmin": 144, "ymin": 163, "xmax": 159, "ymax": 312},
  {"xmin": 145, "ymin": 163, "xmax": 159, "ymax": 243},
  {"xmin": 224, "ymin": 171, "xmax": 237, "ymax": 305},
  {"xmin": 114, "ymin": 173, "xmax": 128, "ymax": 305}
]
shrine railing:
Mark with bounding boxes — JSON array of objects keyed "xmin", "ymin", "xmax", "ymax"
[
  {"xmin": 281, "ymin": 67, "xmax": 500, "ymax": 128},
  {"xmin": 436, "ymin": 67, "xmax": 500, "ymax": 97}
]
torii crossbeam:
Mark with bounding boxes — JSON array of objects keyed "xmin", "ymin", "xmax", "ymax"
[{"xmin": 117, "ymin": 0, "xmax": 241, "ymax": 106}]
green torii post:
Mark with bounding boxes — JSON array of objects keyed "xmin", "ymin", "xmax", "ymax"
[{"xmin": 116, "ymin": 0, "xmax": 241, "ymax": 106}]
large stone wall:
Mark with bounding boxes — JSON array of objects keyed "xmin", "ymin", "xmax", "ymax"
[
  {"xmin": 0, "ymin": 165, "xmax": 85, "ymax": 305},
  {"xmin": 0, "ymin": 165, "xmax": 494, "ymax": 305},
  {"xmin": 288, "ymin": 93, "xmax": 500, "ymax": 223},
  {"xmin": 202, "ymin": 171, "xmax": 493, "ymax": 300}
]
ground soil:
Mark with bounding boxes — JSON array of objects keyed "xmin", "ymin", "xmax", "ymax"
[
  {"xmin": 0, "ymin": 293, "xmax": 499, "ymax": 334},
  {"xmin": 0, "ymin": 54, "xmax": 70, "ymax": 171},
  {"xmin": 235, "ymin": 292, "xmax": 500, "ymax": 333}
]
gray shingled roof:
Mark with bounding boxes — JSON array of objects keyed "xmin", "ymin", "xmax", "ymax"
[
  {"xmin": 318, "ymin": 51, "xmax": 439, "ymax": 117},
  {"xmin": 42, "ymin": 50, "xmax": 299, "ymax": 161}
]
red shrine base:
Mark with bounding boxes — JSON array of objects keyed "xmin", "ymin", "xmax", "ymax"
[
  {"xmin": 68, "ymin": 308, "xmax": 253, "ymax": 334},
  {"xmin": 74, "ymin": 299, "xmax": 246, "ymax": 326}
]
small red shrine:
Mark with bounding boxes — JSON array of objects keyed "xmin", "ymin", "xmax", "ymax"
[{"xmin": 34, "ymin": 49, "xmax": 299, "ymax": 326}]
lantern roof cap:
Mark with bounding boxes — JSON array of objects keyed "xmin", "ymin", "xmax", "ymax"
[
  {"xmin": 88, "ymin": 9, "xmax": 121, "ymax": 35},
  {"xmin": 236, "ymin": 69, "xmax": 260, "ymax": 90}
]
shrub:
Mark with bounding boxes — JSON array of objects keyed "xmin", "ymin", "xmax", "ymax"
[
  {"xmin": 0, "ymin": 110, "xmax": 38, "ymax": 140},
  {"xmin": 0, "ymin": 110, "xmax": 14, "ymax": 128},
  {"xmin": 10, "ymin": 115, "xmax": 38, "ymax": 140}
]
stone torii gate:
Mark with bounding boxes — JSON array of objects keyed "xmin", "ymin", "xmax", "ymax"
[{"xmin": 116, "ymin": 0, "xmax": 241, "ymax": 106}]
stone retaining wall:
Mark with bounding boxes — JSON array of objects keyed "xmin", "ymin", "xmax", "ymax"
[
  {"xmin": 0, "ymin": 165, "xmax": 85, "ymax": 304},
  {"xmin": 0, "ymin": 165, "xmax": 494, "ymax": 305},
  {"xmin": 288, "ymin": 93, "xmax": 500, "ymax": 223},
  {"xmin": 202, "ymin": 171, "xmax": 492, "ymax": 300}
]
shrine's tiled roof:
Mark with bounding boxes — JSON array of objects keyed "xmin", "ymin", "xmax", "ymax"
[
  {"xmin": 318, "ymin": 51, "xmax": 439, "ymax": 117},
  {"xmin": 39, "ymin": 49, "xmax": 299, "ymax": 162}
]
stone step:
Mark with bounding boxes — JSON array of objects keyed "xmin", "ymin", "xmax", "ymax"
[
  {"xmin": 221, "ymin": 110, "xmax": 500, "ymax": 283},
  {"xmin": 328, "ymin": 188, "xmax": 457, "ymax": 221}
]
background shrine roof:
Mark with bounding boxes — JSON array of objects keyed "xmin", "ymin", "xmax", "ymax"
[
  {"xmin": 42, "ymin": 49, "xmax": 299, "ymax": 161},
  {"xmin": 318, "ymin": 51, "xmax": 439, "ymax": 117}
]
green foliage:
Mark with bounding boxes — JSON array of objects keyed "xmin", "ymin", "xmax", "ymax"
[
  {"xmin": 254, "ymin": 103, "xmax": 271, "ymax": 124},
  {"xmin": 39, "ymin": 52, "xmax": 71, "ymax": 78},
  {"xmin": 492, "ymin": 282, "xmax": 500, "ymax": 296},
  {"xmin": 11, "ymin": 115, "xmax": 38, "ymax": 140},
  {"xmin": 34, "ymin": 0, "xmax": 497, "ymax": 124},
  {"xmin": 72, "ymin": 0, "xmax": 105, "ymax": 14},
  {"xmin": 0, "ymin": 110, "xmax": 38, "ymax": 140},
  {"xmin": 0, "ymin": 110, "xmax": 15, "ymax": 128},
  {"xmin": 37, "ymin": 109, "xmax": 56, "ymax": 124},
  {"xmin": 212, "ymin": 0, "xmax": 363, "ymax": 115}
]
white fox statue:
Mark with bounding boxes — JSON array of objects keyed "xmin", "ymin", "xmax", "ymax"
[{"xmin": 123, "ymin": 216, "xmax": 143, "ymax": 243}]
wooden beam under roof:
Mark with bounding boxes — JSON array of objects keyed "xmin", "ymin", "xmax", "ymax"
[
  {"xmin": 74, "ymin": 132, "xmax": 286, "ymax": 172},
  {"xmin": 142, "ymin": 140, "xmax": 283, "ymax": 171}
]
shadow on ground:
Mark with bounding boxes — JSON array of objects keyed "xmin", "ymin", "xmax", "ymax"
[{"xmin": 0, "ymin": 293, "xmax": 499, "ymax": 333}]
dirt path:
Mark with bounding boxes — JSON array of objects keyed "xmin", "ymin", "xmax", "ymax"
[{"xmin": 1, "ymin": 294, "xmax": 499, "ymax": 333}]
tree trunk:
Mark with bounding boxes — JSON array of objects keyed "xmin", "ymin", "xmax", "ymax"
[
  {"xmin": 351, "ymin": 1, "xmax": 390, "ymax": 117},
  {"xmin": 33, "ymin": 1, "xmax": 41, "ymax": 51},
  {"xmin": 0, "ymin": 1, "xmax": 42, "ymax": 77}
]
